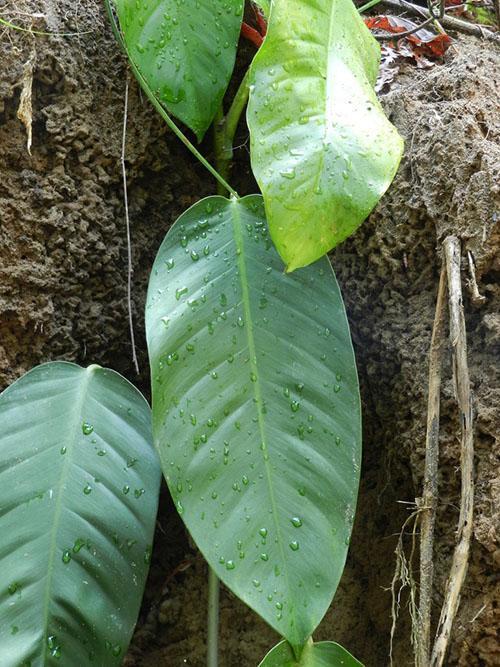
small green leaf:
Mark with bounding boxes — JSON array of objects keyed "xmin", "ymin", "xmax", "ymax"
[
  {"xmin": 0, "ymin": 362, "xmax": 161, "ymax": 665},
  {"xmin": 247, "ymin": 0, "xmax": 404, "ymax": 270},
  {"xmin": 259, "ymin": 639, "xmax": 363, "ymax": 666},
  {"xmin": 146, "ymin": 195, "xmax": 361, "ymax": 649},
  {"xmin": 113, "ymin": 0, "xmax": 244, "ymax": 140}
]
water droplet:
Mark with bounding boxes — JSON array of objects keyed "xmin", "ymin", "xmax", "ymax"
[
  {"xmin": 289, "ymin": 540, "xmax": 300, "ymax": 551},
  {"xmin": 190, "ymin": 250, "xmax": 199, "ymax": 262},
  {"xmin": 175, "ymin": 286, "xmax": 188, "ymax": 300},
  {"xmin": 83, "ymin": 483, "xmax": 92, "ymax": 495},
  {"xmin": 290, "ymin": 400, "xmax": 300, "ymax": 413},
  {"xmin": 62, "ymin": 550, "xmax": 71, "ymax": 564},
  {"xmin": 134, "ymin": 488, "xmax": 145, "ymax": 498},
  {"xmin": 8, "ymin": 582, "xmax": 21, "ymax": 595},
  {"xmin": 123, "ymin": 485, "xmax": 130, "ymax": 495},
  {"xmin": 82, "ymin": 422, "xmax": 93, "ymax": 436},
  {"xmin": 47, "ymin": 634, "xmax": 61, "ymax": 658},
  {"xmin": 291, "ymin": 517, "xmax": 302, "ymax": 528},
  {"xmin": 260, "ymin": 553, "xmax": 269, "ymax": 561},
  {"xmin": 237, "ymin": 316, "xmax": 244, "ymax": 328},
  {"xmin": 226, "ymin": 560, "xmax": 235, "ymax": 570},
  {"xmin": 144, "ymin": 546, "xmax": 152, "ymax": 564},
  {"xmin": 252, "ymin": 579, "xmax": 260, "ymax": 588},
  {"xmin": 73, "ymin": 538, "xmax": 85, "ymax": 553},
  {"xmin": 60, "ymin": 446, "xmax": 67, "ymax": 455}
]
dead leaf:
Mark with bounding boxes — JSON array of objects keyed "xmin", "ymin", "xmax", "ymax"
[
  {"xmin": 365, "ymin": 15, "xmax": 452, "ymax": 58},
  {"xmin": 17, "ymin": 50, "xmax": 35, "ymax": 155}
]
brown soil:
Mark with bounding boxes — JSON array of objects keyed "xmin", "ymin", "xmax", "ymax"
[{"xmin": 0, "ymin": 2, "xmax": 498, "ymax": 666}]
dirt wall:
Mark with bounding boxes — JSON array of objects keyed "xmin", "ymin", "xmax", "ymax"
[{"xmin": 0, "ymin": 2, "xmax": 498, "ymax": 665}]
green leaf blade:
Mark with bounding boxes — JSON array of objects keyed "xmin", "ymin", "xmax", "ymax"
[
  {"xmin": 0, "ymin": 362, "xmax": 161, "ymax": 666},
  {"xmin": 259, "ymin": 639, "xmax": 363, "ymax": 667},
  {"xmin": 146, "ymin": 195, "xmax": 361, "ymax": 647},
  {"xmin": 114, "ymin": 0, "xmax": 244, "ymax": 140},
  {"xmin": 247, "ymin": 0, "xmax": 404, "ymax": 271}
]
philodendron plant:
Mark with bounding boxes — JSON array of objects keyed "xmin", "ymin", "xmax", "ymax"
[{"xmin": 0, "ymin": 0, "xmax": 403, "ymax": 665}]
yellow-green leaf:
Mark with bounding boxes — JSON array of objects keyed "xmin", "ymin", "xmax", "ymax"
[{"xmin": 247, "ymin": 0, "xmax": 404, "ymax": 270}]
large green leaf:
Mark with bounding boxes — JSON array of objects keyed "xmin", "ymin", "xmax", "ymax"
[
  {"xmin": 113, "ymin": 0, "xmax": 244, "ymax": 140},
  {"xmin": 0, "ymin": 362, "xmax": 160, "ymax": 666},
  {"xmin": 146, "ymin": 195, "xmax": 361, "ymax": 649},
  {"xmin": 259, "ymin": 639, "xmax": 363, "ymax": 666},
  {"xmin": 247, "ymin": 0, "xmax": 404, "ymax": 271}
]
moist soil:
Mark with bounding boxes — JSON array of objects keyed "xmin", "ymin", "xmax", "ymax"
[{"xmin": 0, "ymin": 2, "xmax": 498, "ymax": 665}]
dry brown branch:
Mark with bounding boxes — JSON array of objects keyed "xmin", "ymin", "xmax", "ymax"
[
  {"xmin": 381, "ymin": 0, "xmax": 500, "ymax": 42},
  {"xmin": 416, "ymin": 263, "xmax": 447, "ymax": 667},
  {"xmin": 430, "ymin": 236, "xmax": 475, "ymax": 667}
]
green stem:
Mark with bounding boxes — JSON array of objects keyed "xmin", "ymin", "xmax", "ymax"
[
  {"xmin": 104, "ymin": 0, "xmax": 238, "ymax": 199},
  {"xmin": 225, "ymin": 70, "xmax": 251, "ymax": 157},
  {"xmin": 207, "ymin": 567, "xmax": 220, "ymax": 667},
  {"xmin": 213, "ymin": 71, "xmax": 251, "ymax": 194},
  {"xmin": 358, "ymin": 0, "xmax": 383, "ymax": 12}
]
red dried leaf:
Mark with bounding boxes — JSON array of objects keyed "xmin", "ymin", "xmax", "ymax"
[
  {"xmin": 241, "ymin": 21, "xmax": 264, "ymax": 48},
  {"xmin": 365, "ymin": 15, "xmax": 452, "ymax": 58}
]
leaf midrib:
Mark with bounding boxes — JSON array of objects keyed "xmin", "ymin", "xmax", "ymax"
[
  {"xmin": 230, "ymin": 199, "xmax": 298, "ymax": 638},
  {"xmin": 40, "ymin": 366, "xmax": 95, "ymax": 664},
  {"xmin": 313, "ymin": 0, "xmax": 338, "ymax": 195}
]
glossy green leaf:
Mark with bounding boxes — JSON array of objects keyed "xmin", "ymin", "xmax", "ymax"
[
  {"xmin": 0, "ymin": 362, "xmax": 160, "ymax": 666},
  {"xmin": 259, "ymin": 639, "xmax": 363, "ymax": 667},
  {"xmin": 146, "ymin": 195, "xmax": 361, "ymax": 648},
  {"xmin": 113, "ymin": 0, "xmax": 244, "ymax": 140},
  {"xmin": 247, "ymin": 0, "xmax": 404, "ymax": 271}
]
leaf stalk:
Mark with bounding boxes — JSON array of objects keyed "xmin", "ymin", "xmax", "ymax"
[{"xmin": 104, "ymin": 0, "xmax": 238, "ymax": 199}]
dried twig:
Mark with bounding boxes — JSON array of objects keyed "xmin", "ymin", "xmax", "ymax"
[
  {"xmin": 466, "ymin": 251, "xmax": 486, "ymax": 305},
  {"xmin": 417, "ymin": 263, "xmax": 447, "ymax": 667},
  {"xmin": 121, "ymin": 75, "xmax": 140, "ymax": 376},
  {"xmin": 431, "ymin": 236, "xmax": 475, "ymax": 667},
  {"xmin": 381, "ymin": 0, "xmax": 500, "ymax": 41}
]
